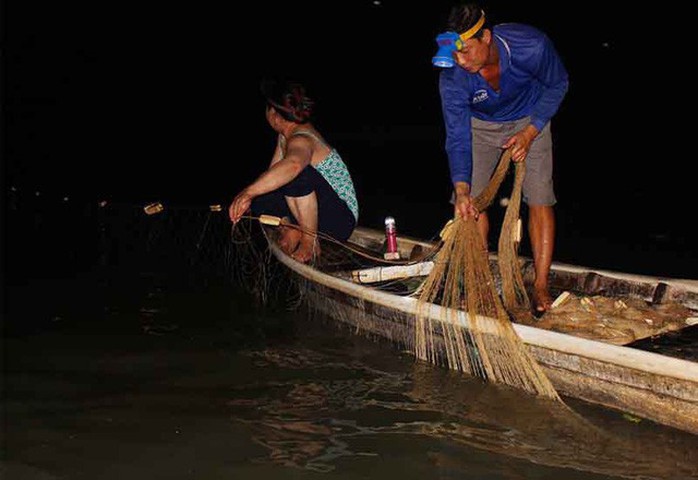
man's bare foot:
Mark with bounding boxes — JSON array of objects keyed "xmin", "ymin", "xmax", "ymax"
[
  {"xmin": 532, "ymin": 286, "xmax": 553, "ymax": 313},
  {"xmin": 278, "ymin": 226, "xmax": 302, "ymax": 255},
  {"xmin": 291, "ymin": 235, "xmax": 319, "ymax": 264}
]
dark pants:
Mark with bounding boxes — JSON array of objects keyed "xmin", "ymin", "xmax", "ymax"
[{"xmin": 251, "ymin": 166, "xmax": 356, "ymax": 241}]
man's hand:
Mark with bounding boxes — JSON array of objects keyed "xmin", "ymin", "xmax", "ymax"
[
  {"xmin": 453, "ymin": 182, "xmax": 479, "ymax": 220},
  {"xmin": 502, "ymin": 124, "xmax": 539, "ymax": 162}
]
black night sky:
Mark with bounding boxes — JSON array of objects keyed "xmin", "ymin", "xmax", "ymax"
[{"xmin": 3, "ymin": 1, "xmax": 695, "ymax": 277}]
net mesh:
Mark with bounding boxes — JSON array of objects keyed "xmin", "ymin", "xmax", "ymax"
[
  {"xmin": 28, "ymin": 160, "xmax": 688, "ymax": 402},
  {"xmin": 416, "ymin": 150, "xmax": 560, "ymax": 399}
]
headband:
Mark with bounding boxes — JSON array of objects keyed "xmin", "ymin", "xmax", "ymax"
[
  {"xmin": 459, "ymin": 10, "xmax": 485, "ymax": 42},
  {"xmin": 267, "ymin": 86, "xmax": 313, "ymax": 123}
]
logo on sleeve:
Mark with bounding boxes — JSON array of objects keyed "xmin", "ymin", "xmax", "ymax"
[{"xmin": 472, "ymin": 89, "xmax": 489, "ymax": 104}]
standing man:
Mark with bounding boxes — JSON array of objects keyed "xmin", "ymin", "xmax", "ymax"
[{"xmin": 434, "ymin": 2, "xmax": 569, "ymax": 312}]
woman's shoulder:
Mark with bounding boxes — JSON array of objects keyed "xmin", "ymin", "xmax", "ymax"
[{"xmin": 289, "ymin": 127, "xmax": 330, "ymax": 148}]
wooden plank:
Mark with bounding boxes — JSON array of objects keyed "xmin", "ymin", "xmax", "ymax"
[{"xmin": 346, "ymin": 261, "xmax": 434, "ymax": 283}]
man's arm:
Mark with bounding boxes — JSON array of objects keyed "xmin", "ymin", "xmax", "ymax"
[
  {"xmin": 439, "ymin": 70, "xmax": 474, "ymax": 186},
  {"xmin": 529, "ymin": 33, "xmax": 569, "ymax": 132}
]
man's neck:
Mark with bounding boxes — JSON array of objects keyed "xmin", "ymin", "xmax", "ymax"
[
  {"xmin": 485, "ymin": 39, "xmax": 499, "ymax": 68},
  {"xmin": 479, "ymin": 42, "xmax": 501, "ymax": 91}
]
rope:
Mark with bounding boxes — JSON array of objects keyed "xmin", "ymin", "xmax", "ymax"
[
  {"xmin": 133, "ymin": 199, "xmax": 442, "ymax": 267},
  {"xmin": 238, "ymin": 214, "xmax": 442, "ymax": 266}
]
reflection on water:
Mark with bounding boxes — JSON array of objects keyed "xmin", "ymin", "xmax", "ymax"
[
  {"xmin": 228, "ymin": 336, "xmax": 698, "ymax": 479},
  {"xmin": 229, "ymin": 347, "xmax": 410, "ymax": 473},
  {"xmin": 4, "ymin": 265, "xmax": 698, "ymax": 479}
]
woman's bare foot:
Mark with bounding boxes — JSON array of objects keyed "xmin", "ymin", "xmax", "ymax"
[
  {"xmin": 278, "ymin": 226, "xmax": 302, "ymax": 255},
  {"xmin": 291, "ymin": 235, "xmax": 319, "ymax": 263},
  {"xmin": 532, "ymin": 286, "xmax": 553, "ymax": 314}
]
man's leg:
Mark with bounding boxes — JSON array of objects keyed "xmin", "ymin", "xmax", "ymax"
[
  {"xmin": 528, "ymin": 204, "xmax": 555, "ymax": 312},
  {"xmin": 475, "ymin": 211, "xmax": 490, "ymax": 252},
  {"xmin": 470, "ymin": 118, "xmax": 505, "ymax": 252},
  {"xmin": 519, "ymin": 120, "xmax": 556, "ymax": 313}
]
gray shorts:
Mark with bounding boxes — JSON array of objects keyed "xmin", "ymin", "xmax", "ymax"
[{"xmin": 470, "ymin": 116, "xmax": 556, "ymax": 206}]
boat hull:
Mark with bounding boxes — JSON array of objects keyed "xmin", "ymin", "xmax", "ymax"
[{"xmin": 265, "ymin": 228, "xmax": 698, "ymax": 435}]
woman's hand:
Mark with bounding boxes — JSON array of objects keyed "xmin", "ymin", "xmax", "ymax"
[{"xmin": 228, "ymin": 189, "xmax": 254, "ymax": 224}]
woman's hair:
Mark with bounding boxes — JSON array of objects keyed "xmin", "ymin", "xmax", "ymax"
[
  {"xmin": 260, "ymin": 78, "xmax": 314, "ymax": 124},
  {"xmin": 447, "ymin": 2, "xmax": 489, "ymax": 38}
]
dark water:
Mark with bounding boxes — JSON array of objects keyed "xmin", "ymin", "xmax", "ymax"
[{"xmin": 3, "ymin": 206, "xmax": 698, "ymax": 479}]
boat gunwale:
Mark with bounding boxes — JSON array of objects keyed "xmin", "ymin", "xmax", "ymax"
[
  {"xmin": 350, "ymin": 226, "xmax": 698, "ymax": 290},
  {"xmin": 265, "ymin": 230, "xmax": 698, "ymax": 385}
]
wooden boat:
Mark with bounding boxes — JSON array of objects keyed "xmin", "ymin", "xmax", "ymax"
[{"xmin": 260, "ymin": 223, "xmax": 698, "ymax": 436}]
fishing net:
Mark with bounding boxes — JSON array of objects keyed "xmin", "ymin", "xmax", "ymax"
[
  {"xmin": 415, "ymin": 149, "xmax": 560, "ymax": 400},
  {"xmin": 83, "ymin": 201, "xmax": 299, "ymax": 307},
  {"xmin": 48, "ymin": 186, "xmax": 690, "ymax": 401},
  {"xmin": 95, "ymin": 202, "xmax": 234, "ymax": 275}
]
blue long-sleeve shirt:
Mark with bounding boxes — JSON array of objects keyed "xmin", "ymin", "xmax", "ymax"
[{"xmin": 439, "ymin": 23, "xmax": 569, "ymax": 185}]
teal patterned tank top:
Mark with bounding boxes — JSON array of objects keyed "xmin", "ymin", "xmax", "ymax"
[{"xmin": 286, "ymin": 131, "xmax": 359, "ymax": 221}]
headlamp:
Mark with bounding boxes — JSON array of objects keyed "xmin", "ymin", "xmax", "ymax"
[
  {"xmin": 432, "ymin": 10, "xmax": 486, "ymax": 68},
  {"xmin": 432, "ymin": 32, "xmax": 462, "ymax": 68}
]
